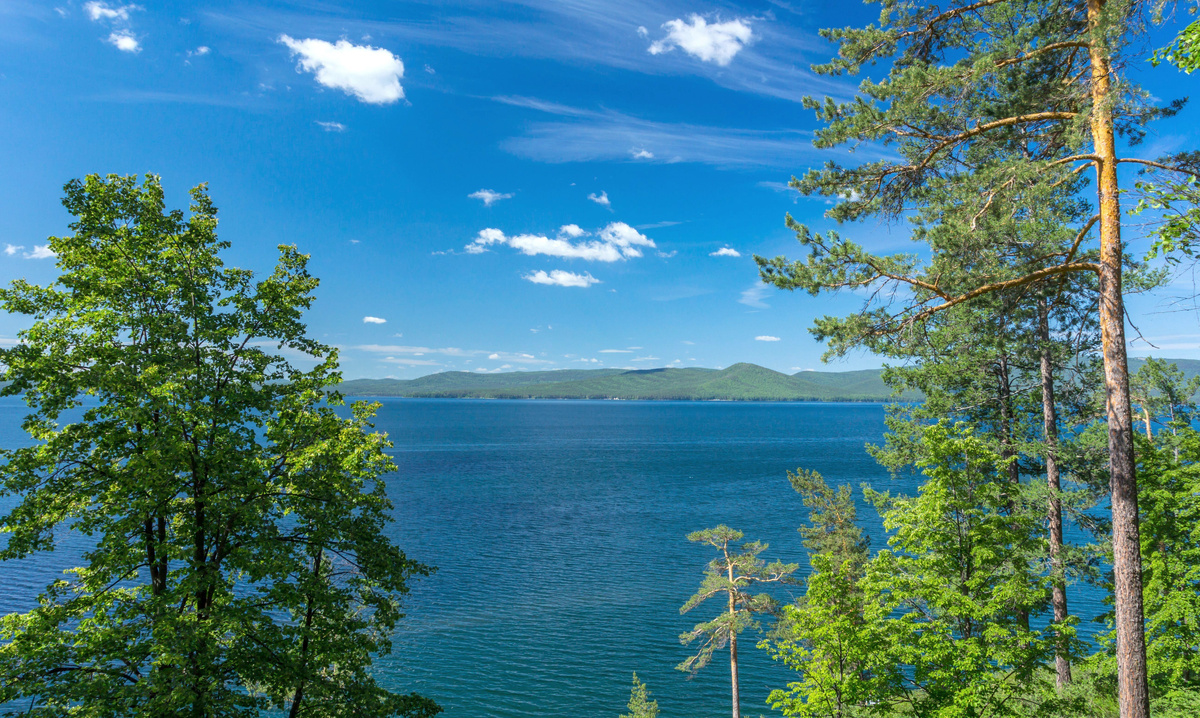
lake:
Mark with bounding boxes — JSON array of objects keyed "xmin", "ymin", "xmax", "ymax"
[{"xmin": 0, "ymin": 398, "xmax": 1108, "ymax": 717}]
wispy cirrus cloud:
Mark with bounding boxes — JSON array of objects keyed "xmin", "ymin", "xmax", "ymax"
[
  {"xmin": 356, "ymin": 344, "xmax": 552, "ymax": 365},
  {"xmin": 495, "ymin": 96, "xmax": 854, "ymax": 169},
  {"xmin": 739, "ymin": 284, "xmax": 770, "ymax": 308}
]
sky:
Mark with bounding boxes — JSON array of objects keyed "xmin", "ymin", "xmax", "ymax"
[{"xmin": 0, "ymin": 0, "xmax": 1198, "ymax": 379}]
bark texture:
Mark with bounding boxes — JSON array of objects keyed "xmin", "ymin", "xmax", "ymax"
[{"xmin": 1088, "ymin": 2, "xmax": 1149, "ymax": 716}]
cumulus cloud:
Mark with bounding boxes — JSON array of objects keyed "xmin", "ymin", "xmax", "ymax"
[
  {"xmin": 469, "ymin": 189, "xmax": 514, "ymax": 206},
  {"xmin": 4, "ymin": 244, "xmax": 23, "ymax": 256},
  {"xmin": 755, "ymin": 335, "xmax": 781, "ymax": 342},
  {"xmin": 278, "ymin": 35, "xmax": 405, "ymax": 105},
  {"xmin": 523, "ymin": 269, "xmax": 600, "ymax": 287},
  {"xmin": 25, "ymin": 246, "xmax": 56, "ymax": 259},
  {"xmin": 710, "ymin": 246, "xmax": 741, "ymax": 257},
  {"xmin": 85, "ymin": 2, "xmax": 138, "ymax": 22},
  {"xmin": 587, "ymin": 190, "xmax": 611, "ymax": 208},
  {"xmin": 647, "ymin": 15, "xmax": 753, "ymax": 66},
  {"xmin": 464, "ymin": 222, "xmax": 655, "ymax": 262},
  {"xmin": 107, "ymin": 30, "xmax": 140, "ymax": 52},
  {"xmin": 363, "ymin": 316, "xmax": 387, "ymax": 324},
  {"xmin": 187, "ymin": 46, "xmax": 210, "ymax": 57},
  {"xmin": 631, "ymin": 148, "xmax": 654, "ymax": 159},
  {"xmin": 316, "ymin": 120, "xmax": 346, "ymax": 132}
]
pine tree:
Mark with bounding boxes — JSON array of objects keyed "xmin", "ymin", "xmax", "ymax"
[{"xmin": 754, "ymin": 4, "xmax": 1199, "ymax": 714}]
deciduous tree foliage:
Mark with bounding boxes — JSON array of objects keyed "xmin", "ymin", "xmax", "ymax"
[
  {"xmin": 0, "ymin": 174, "xmax": 439, "ymax": 717},
  {"xmin": 768, "ymin": 425, "xmax": 1078, "ymax": 717}
]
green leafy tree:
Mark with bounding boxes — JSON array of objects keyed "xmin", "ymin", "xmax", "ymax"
[
  {"xmin": 754, "ymin": 3, "xmax": 1200, "ymax": 714},
  {"xmin": 764, "ymin": 471, "xmax": 882, "ymax": 718},
  {"xmin": 1152, "ymin": 13, "xmax": 1200, "ymax": 73},
  {"xmin": 764, "ymin": 553, "xmax": 890, "ymax": 718},
  {"xmin": 1129, "ymin": 357, "xmax": 1200, "ymax": 440},
  {"xmin": 1135, "ymin": 431, "xmax": 1200, "ymax": 692},
  {"xmin": 769, "ymin": 424, "xmax": 1076, "ymax": 717},
  {"xmin": 678, "ymin": 526, "xmax": 798, "ymax": 718},
  {"xmin": 618, "ymin": 673, "xmax": 660, "ymax": 718},
  {"xmin": 0, "ymin": 174, "xmax": 439, "ymax": 717},
  {"xmin": 863, "ymin": 423, "xmax": 1071, "ymax": 717}
]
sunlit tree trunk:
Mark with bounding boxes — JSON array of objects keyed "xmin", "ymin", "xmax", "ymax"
[
  {"xmin": 728, "ymin": 562, "xmax": 741, "ymax": 718},
  {"xmin": 1088, "ymin": 2, "xmax": 1149, "ymax": 715}
]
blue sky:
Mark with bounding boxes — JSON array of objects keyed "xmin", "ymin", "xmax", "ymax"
[{"xmin": 0, "ymin": 1, "xmax": 1197, "ymax": 379}]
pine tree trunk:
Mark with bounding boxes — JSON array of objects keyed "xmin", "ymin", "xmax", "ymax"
[
  {"xmin": 1039, "ymin": 297, "xmax": 1072, "ymax": 689},
  {"xmin": 997, "ymin": 355, "xmax": 1031, "ymax": 631},
  {"xmin": 730, "ymin": 629, "xmax": 740, "ymax": 718},
  {"xmin": 1088, "ymin": 2, "xmax": 1149, "ymax": 716},
  {"xmin": 727, "ymin": 562, "xmax": 740, "ymax": 718}
]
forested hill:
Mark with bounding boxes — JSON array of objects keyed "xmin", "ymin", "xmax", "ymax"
[
  {"xmin": 335, "ymin": 358, "xmax": 1200, "ymax": 402},
  {"xmin": 337, "ymin": 363, "xmax": 920, "ymax": 401}
]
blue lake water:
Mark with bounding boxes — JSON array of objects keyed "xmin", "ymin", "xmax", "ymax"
[{"xmin": 0, "ymin": 398, "xmax": 1108, "ymax": 717}]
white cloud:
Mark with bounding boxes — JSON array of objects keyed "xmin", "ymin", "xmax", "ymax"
[
  {"xmin": 25, "ymin": 246, "xmax": 56, "ymax": 259},
  {"xmin": 278, "ymin": 35, "xmax": 405, "ymax": 105},
  {"xmin": 587, "ymin": 190, "xmax": 611, "ymax": 207},
  {"xmin": 710, "ymin": 246, "xmax": 741, "ymax": 257},
  {"xmin": 188, "ymin": 46, "xmax": 210, "ymax": 57},
  {"xmin": 755, "ymin": 335, "xmax": 781, "ymax": 342},
  {"xmin": 464, "ymin": 222, "xmax": 654, "ymax": 262},
  {"xmin": 363, "ymin": 316, "xmax": 387, "ymax": 324},
  {"xmin": 523, "ymin": 269, "xmax": 601, "ymax": 287},
  {"xmin": 469, "ymin": 189, "xmax": 514, "ymax": 206},
  {"xmin": 632, "ymin": 355, "xmax": 660, "ymax": 362},
  {"xmin": 631, "ymin": 148, "xmax": 654, "ymax": 159},
  {"xmin": 5, "ymin": 244, "xmax": 23, "ymax": 256},
  {"xmin": 599, "ymin": 349, "xmax": 633, "ymax": 353},
  {"xmin": 107, "ymin": 30, "xmax": 140, "ymax": 53},
  {"xmin": 647, "ymin": 15, "xmax": 753, "ymax": 66},
  {"xmin": 85, "ymin": 2, "xmax": 138, "ymax": 22},
  {"xmin": 316, "ymin": 120, "xmax": 346, "ymax": 132},
  {"xmin": 739, "ymin": 285, "xmax": 770, "ymax": 308}
]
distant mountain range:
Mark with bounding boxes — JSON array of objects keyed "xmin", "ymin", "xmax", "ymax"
[
  {"xmin": 334, "ymin": 357, "xmax": 1200, "ymax": 402},
  {"xmin": 337, "ymin": 363, "xmax": 918, "ymax": 402}
]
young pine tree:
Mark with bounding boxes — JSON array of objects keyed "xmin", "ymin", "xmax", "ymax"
[{"xmin": 678, "ymin": 526, "xmax": 798, "ymax": 718}]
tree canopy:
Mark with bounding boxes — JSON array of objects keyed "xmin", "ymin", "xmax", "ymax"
[{"xmin": 0, "ymin": 174, "xmax": 438, "ymax": 717}]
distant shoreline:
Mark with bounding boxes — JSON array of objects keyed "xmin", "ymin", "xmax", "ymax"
[{"xmin": 335, "ymin": 357, "xmax": 1199, "ymax": 403}]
